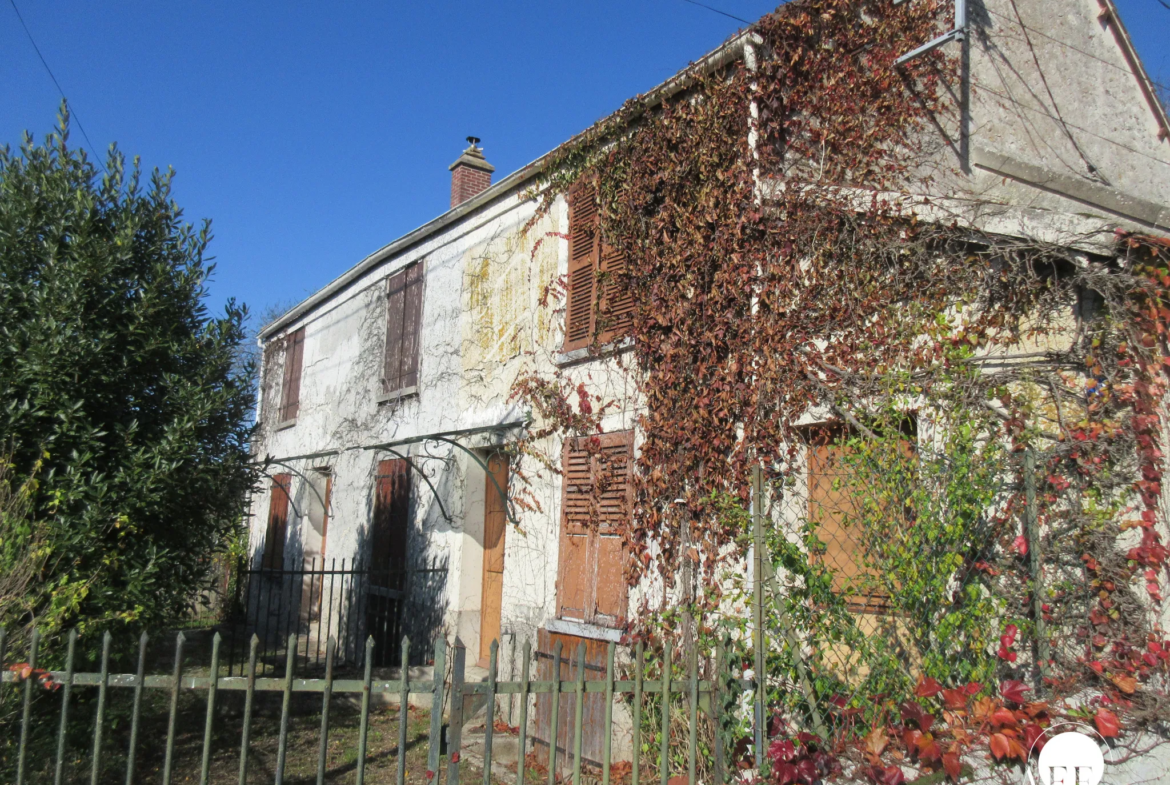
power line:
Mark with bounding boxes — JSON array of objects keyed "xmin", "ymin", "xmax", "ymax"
[
  {"xmin": 679, "ymin": 0, "xmax": 752, "ymax": 25},
  {"xmin": 8, "ymin": 0, "xmax": 108, "ymax": 173}
]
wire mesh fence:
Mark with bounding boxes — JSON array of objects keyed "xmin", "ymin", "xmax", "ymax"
[{"xmin": 679, "ymin": 406, "xmax": 1170, "ymax": 781}]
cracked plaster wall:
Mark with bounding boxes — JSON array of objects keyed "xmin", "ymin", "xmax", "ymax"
[
  {"xmin": 927, "ymin": 0, "xmax": 1170, "ymax": 240},
  {"xmin": 248, "ymin": 183, "xmax": 646, "ymax": 678}
]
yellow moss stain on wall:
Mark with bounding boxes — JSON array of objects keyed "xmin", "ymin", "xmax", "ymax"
[{"xmin": 463, "ymin": 214, "xmax": 560, "ymax": 372}]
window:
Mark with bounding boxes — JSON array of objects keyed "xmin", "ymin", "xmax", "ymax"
[
  {"xmin": 806, "ymin": 422, "xmax": 915, "ymax": 612},
  {"xmin": 383, "ymin": 264, "xmax": 424, "ymax": 395},
  {"xmin": 562, "ymin": 180, "xmax": 633, "ymax": 352},
  {"xmin": 278, "ymin": 327, "xmax": 305, "ymax": 424},
  {"xmin": 262, "ymin": 474, "xmax": 292, "ymax": 570},
  {"xmin": 557, "ymin": 431, "xmax": 632, "ymax": 627}
]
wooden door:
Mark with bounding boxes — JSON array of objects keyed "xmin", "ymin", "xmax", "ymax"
[
  {"xmin": 532, "ymin": 630, "xmax": 614, "ymax": 771},
  {"xmin": 480, "ymin": 454, "xmax": 508, "ymax": 664}
]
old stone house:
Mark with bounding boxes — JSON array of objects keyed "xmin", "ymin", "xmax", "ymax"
[{"xmin": 247, "ymin": 0, "xmax": 1168, "ymax": 768}]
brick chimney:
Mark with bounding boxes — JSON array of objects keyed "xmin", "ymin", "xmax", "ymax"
[{"xmin": 449, "ymin": 136, "xmax": 495, "ymax": 209}]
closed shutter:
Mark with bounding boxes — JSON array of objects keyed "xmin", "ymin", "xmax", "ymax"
[
  {"xmin": 563, "ymin": 181, "xmax": 599, "ymax": 352},
  {"xmin": 372, "ymin": 459, "xmax": 411, "ymax": 576},
  {"xmin": 557, "ymin": 440, "xmax": 593, "ymax": 620},
  {"xmin": 384, "ymin": 264, "xmax": 424, "ymax": 394},
  {"xmin": 593, "ymin": 436, "xmax": 631, "ymax": 624},
  {"xmin": 384, "ymin": 271, "xmax": 406, "ymax": 393},
  {"xmin": 400, "ymin": 264, "xmax": 424, "ymax": 389},
  {"xmin": 557, "ymin": 431, "xmax": 632, "ymax": 626},
  {"xmin": 598, "ymin": 242, "xmax": 633, "ymax": 344},
  {"xmin": 563, "ymin": 180, "xmax": 631, "ymax": 351},
  {"xmin": 279, "ymin": 328, "xmax": 305, "ymax": 422},
  {"xmin": 262, "ymin": 474, "xmax": 292, "ymax": 570}
]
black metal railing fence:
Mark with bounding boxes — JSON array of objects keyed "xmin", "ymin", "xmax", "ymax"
[{"xmin": 224, "ymin": 558, "xmax": 447, "ymax": 676}]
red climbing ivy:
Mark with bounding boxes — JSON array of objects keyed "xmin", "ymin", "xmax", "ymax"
[{"xmin": 508, "ymin": 0, "xmax": 1170, "ymax": 778}]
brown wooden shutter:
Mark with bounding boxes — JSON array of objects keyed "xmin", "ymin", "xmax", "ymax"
[
  {"xmin": 563, "ymin": 181, "xmax": 599, "ymax": 352},
  {"xmin": 400, "ymin": 264, "xmax": 423, "ymax": 389},
  {"xmin": 279, "ymin": 328, "xmax": 305, "ymax": 422},
  {"xmin": 557, "ymin": 431, "xmax": 632, "ymax": 626},
  {"xmin": 371, "ymin": 459, "xmax": 411, "ymax": 576},
  {"xmin": 384, "ymin": 270, "xmax": 406, "ymax": 393},
  {"xmin": 597, "ymin": 241, "xmax": 633, "ymax": 344},
  {"xmin": 262, "ymin": 474, "xmax": 292, "ymax": 569},
  {"xmin": 557, "ymin": 439, "xmax": 594, "ymax": 620},
  {"xmin": 592, "ymin": 433, "xmax": 632, "ymax": 625},
  {"xmin": 384, "ymin": 264, "xmax": 423, "ymax": 394}
]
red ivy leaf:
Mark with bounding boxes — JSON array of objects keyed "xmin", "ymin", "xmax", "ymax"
[
  {"xmin": 1095, "ymin": 707, "xmax": 1120, "ymax": 738},
  {"xmin": 863, "ymin": 765, "xmax": 906, "ymax": 785},
  {"xmin": 1023, "ymin": 723, "xmax": 1047, "ymax": 754},
  {"xmin": 1000, "ymin": 680, "xmax": 1030, "ymax": 704},
  {"xmin": 774, "ymin": 762, "xmax": 800, "ymax": 785},
  {"xmin": 940, "ymin": 689, "xmax": 968, "ymax": 710},
  {"xmin": 991, "ymin": 707, "xmax": 1018, "ymax": 728},
  {"xmin": 899, "ymin": 701, "xmax": 934, "ymax": 732},
  {"xmin": 942, "ymin": 752, "xmax": 962, "ymax": 781},
  {"xmin": 914, "ymin": 676, "xmax": 943, "ymax": 698},
  {"xmin": 768, "ymin": 739, "xmax": 797, "ymax": 764},
  {"xmin": 989, "ymin": 732, "xmax": 1011, "ymax": 760}
]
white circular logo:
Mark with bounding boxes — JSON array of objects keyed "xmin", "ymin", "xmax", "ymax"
[{"xmin": 1035, "ymin": 732, "xmax": 1105, "ymax": 785}]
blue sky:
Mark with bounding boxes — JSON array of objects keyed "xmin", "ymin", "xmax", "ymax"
[{"xmin": 3, "ymin": 1, "xmax": 1168, "ymax": 331}]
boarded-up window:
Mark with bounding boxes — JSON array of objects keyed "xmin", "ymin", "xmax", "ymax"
[
  {"xmin": 562, "ymin": 180, "xmax": 633, "ymax": 352},
  {"xmin": 383, "ymin": 264, "xmax": 424, "ymax": 394},
  {"xmin": 278, "ymin": 328, "xmax": 305, "ymax": 423},
  {"xmin": 262, "ymin": 474, "xmax": 292, "ymax": 570},
  {"xmin": 807, "ymin": 423, "xmax": 914, "ymax": 612},
  {"xmin": 557, "ymin": 431, "xmax": 632, "ymax": 627}
]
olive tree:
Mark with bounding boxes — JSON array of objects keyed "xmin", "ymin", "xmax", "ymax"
[{"xmin": 0, "ymin": 111, "xmax": 257, "ymax": 636}]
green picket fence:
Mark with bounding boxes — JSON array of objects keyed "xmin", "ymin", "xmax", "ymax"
[{"xmin": 0, "ymin": 629, "xmax": 748, "ymax": 785}]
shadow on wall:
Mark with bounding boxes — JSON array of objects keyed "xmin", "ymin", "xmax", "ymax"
[{"xmin": 223, "ymin": 451, "xmax": 458, "ymax": 673}]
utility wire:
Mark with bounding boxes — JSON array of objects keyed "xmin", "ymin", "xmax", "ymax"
[
  {"xmin": 8, "ymin": 0, "xmax": 108, "ymax": 173},
  {"xmin": 679, "ymin": 0, "xmax": 752, "ymax": 25}
]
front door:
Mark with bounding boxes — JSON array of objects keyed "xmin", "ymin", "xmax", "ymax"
[{"xmin": 480, "ymin": 453, "xmax": 508, "ymax": 664}]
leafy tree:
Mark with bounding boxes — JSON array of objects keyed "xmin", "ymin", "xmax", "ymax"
[{"xmin": 0, "ymin": 109, "xmax": 257, "ymax": 637}]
